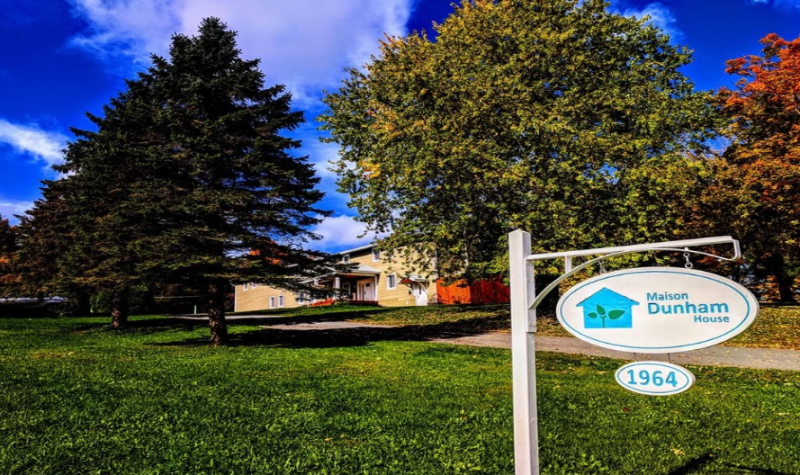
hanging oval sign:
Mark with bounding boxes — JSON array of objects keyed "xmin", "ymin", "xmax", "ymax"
[
  {"xmin": 557, "ymin": 267, "xmax": 759, "ymax": 354},
  {"xmin": 614, "ymin": 361, "xmax": 695, "ymax": 396}
]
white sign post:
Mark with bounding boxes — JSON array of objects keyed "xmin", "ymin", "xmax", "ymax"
[
  {"xmin": 507, "ymin": 230, "xmax": 745, "ymax": 475},
  {"xmin": 508, "ymin": 230, "xmax": 538, "ymax": 475}
]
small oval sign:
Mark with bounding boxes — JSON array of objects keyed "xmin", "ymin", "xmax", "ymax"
[
  {"xmin": 615, "ymin": 361, "xmax": 695, "ymax": 396},
  {"xmin": 557, "ymin": 267, "xmax": 759, "ymax": 353}
]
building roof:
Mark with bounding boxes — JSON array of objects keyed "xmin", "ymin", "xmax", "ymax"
[
  {"xmin": 337, "ymin": 243, "xmax": 377, "ymax": 255},
  {"xmin": 345, "ymin": 263, "xmax": 381, "ymax": 276},
  {"xmin": 313, "ymin": 263, "xmax": 382, "ymax": 282}
]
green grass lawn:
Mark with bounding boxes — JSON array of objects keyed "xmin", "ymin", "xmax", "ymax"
[
  {"xmin": 1, "ymin": 315, "xmax": 799, "ymax": 474},
  {"xmin": 234, "ymin": 303, "xmax": 800, "ymax": 350}
]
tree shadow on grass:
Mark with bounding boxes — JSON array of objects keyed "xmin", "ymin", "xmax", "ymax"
[
  {"xmin": 230, "ymin": 307, "xmax": 398, "ymax": 326},
  {"xmin": 665, "ymin": 453, "xmax": 794, "ymax": 475},
  {"xmin": 719, "ymin": 466, "xmax": 797, "ymax": 475},
  {"xmin": 666, "ymin": 454, "xmax": 716, "ymax": 475},
  {"xmin": 66, "ymin": 307, "xmax": 394, "ymax": 334},
  {"xmin": 66, "ymin": 316, "xmax": 204, "ymax": 335},
  {"xmin": 151, "ymin": 313, "xmax": 510, "ymax": 349},
  {"xmin": 0, "ymin": 309, "xmax": 57, "ymax": 318}
]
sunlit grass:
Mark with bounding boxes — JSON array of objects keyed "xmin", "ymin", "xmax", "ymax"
[{"xmin": 0, "ymin": 316, "xmax": 798, "ymax": 474}]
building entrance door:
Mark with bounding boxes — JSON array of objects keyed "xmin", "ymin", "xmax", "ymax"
[
  {"xmin": 358, "ymin": 281, "xmax": 375, "ymax": 301},
  {"xmin": 411, "ymin": 282, "xmax": 428, "ymax": 306}
]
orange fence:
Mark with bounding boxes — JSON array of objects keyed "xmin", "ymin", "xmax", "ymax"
[{"xmin": 436, "ymin": 276, "xmax": 510, "ymax": 305}]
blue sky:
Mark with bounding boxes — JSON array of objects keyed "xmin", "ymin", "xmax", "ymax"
[{"xmin": 1, "ymin": 0, "xmax": 799, "ymax": 252}]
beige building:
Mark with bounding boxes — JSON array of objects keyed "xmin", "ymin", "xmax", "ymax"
[{"xmin": 234, "ymin": 244, "xmax": 437, "ymax": 312}]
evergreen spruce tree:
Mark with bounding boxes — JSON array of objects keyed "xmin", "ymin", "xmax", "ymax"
[
  {"xmin": 0, "ymin": 215, "xmax": 20, "ymax": 290},
  {"xmin": 14, "ymin": 181, "xmax": 96, "ymax": 316},
  {"xmin": 143, "ymin": 18, "xmax": 332, "ymax": 343},
  {"xmin": 19, "ymin": 18, "xmax": 332, "ymax": 341}
]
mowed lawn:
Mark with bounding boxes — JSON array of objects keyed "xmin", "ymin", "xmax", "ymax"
[{"xmin": 0, "ymin": 315, "xmax": 799, "ymax": 475}]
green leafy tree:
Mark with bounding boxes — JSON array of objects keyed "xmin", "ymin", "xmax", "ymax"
[
  {"xmin": 321, "ymin": 0, "xmax": 716, "ymax": 280},
  {"xmin": 19, "ymin": 18, "xmax": 333, "ymax": 341}
]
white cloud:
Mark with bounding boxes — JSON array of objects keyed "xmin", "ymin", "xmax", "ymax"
[
  {"xmin": 304, "ymin": 138, "xmax": 341, "ymax": 180},
  {"xmin": 310, "ymin": 214, "xmax": 386, "ymax": 252},
  {"xmin": 68, "ymin": 0, "xmax": 181, "ymax": 69},
  {"xmin": 616, "ymin": 3, "xmax": 682, "ymax": 40},
  {"xmin": 0, "ymin": 119, "xmax": 68, "ymax": 168},
  {"xmin": 0, "ymin": 200, "xmax": 34, "ymax": 223},
  {"xmin": 67, "ymin": 0, "xmax": 413, "ymax": 100},
  {"xmin": 64, "ymin": 1, "xmax": 412, "ymax": 250}
]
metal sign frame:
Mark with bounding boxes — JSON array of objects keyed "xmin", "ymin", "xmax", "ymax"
[{"xmin": 507, "ymin": 230, "xmax": 741, "ymax": 475}]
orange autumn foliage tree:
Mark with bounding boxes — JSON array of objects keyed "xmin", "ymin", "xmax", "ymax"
[{"xmin": 705, "ymin": 33, "xmax": 800, "ymax": 302}]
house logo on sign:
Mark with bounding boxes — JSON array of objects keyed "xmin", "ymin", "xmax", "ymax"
[{"xmin": 577, "ymin": 288, "xmax": 639, "ymax": 329}]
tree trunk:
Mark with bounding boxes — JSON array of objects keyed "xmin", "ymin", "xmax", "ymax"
[
  {"xmin": 208, "ymin": 282, "xmax": 228, "ymax": 344},
  {"xmin": 765, "ymin": 253, "xmax": 797, "ymax": 304},
  {"xmin": 76, "ymin": 292, "xmax": 91, "ymax": 316},
  {"xmin": 110, "ymin": 287, "xmax": 129, "ymax": 329}
]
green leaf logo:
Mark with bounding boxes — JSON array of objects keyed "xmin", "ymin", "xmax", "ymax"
[
  {"xmin": 608, "ymin": 309, "xmax": 625, "ymax": 320},
  {"xmin": 596, "ymin": 305, "xmax": 606, "ymax": 316},
  {"xmin": 592, "ymin": 305, "xmax": 624, "ymax": 327}
]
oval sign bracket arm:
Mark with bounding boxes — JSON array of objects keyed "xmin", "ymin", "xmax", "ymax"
[
  {"xmin": 528, "ymin": 241, "xmax": 741, "ymax": 311},
  {"xmin": 530, "ymin": 250, "xmax": 630, "ymax": 310}
]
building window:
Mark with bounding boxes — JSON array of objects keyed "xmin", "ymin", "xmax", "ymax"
[
  {"xmin": 243, "ymin": 283, "xmax": 249, "ymax": 291},
  {"xmin": 372, "ymin": 248, "xmax": 381, "ymax": 261},
  {"xmin": 251, "ymin": 282, "xmax": 257, "ymax": 288},
  {"xmin": 387, "ymin": 274, "xmax": 397, "ymax": 290},
  {"xmin": 269, "ymin": 297, "xmax": 275, "ymax": 309},
  {"xmin": 278, "ymin": 295, "xmax": 285, "ymax": 308},
  {"xmin": 342, "ymin": 254, "xmax": 350, "ymax": 263}
]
